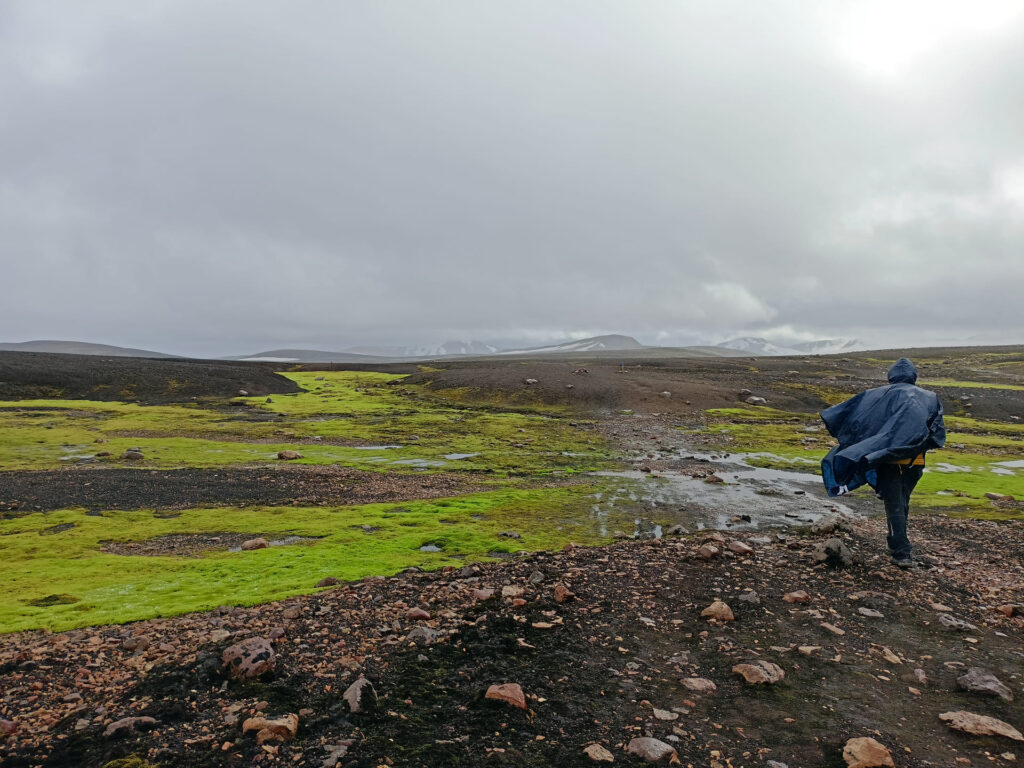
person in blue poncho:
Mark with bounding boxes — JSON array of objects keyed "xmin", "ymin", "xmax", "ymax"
[{"xmin": 820, "ymin": 358, "xmax": 945, "ymax": 568}]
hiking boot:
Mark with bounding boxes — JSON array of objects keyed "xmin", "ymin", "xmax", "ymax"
[{"xmin": 891, "ymin": 556, "xmax": 914, "ymax": 569}]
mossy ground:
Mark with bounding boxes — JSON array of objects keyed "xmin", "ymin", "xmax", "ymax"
[
  {"xmin": 0, "ymin": 485, "xmax": 639, "ymax": 633},
  {"xmin": 0, "ymin": 371, "xmax": 622, "ymax": 633},
  {"xmin": 0, "ymin": 372, "xmax": 607, "ymax": 475}
]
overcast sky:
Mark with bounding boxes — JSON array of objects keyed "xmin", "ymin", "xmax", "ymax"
[{"xmin": 2, "ymin": 1, "xmax": 1022, "ymax": 356}]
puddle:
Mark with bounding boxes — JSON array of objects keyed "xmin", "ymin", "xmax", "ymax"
[
  {"xmin": 419, "ymin": 543, "xmax": 443, "ymax": 552},
  {"xmin": 589, "ymin": 451, "xmax": 852, "ymax": 533},
  {"xmin": 227, "ymin": 535, "xmax": 316, "ymax": 552},
  {"xmin": 351, "ymin": 445, "xmax": 403, "ymax": 450},
  {"xmin": 392, "ymin": 458, "xmax": 447, "ymax": 467},
  {"xmin": 994, "ymin": 459, "xmax": 1024, "ymax": 469},
  {"xmin": 934, "ymin": 463, "xmax": 973, "ymax": 473},
  {"xmin": 444, "ymin": 453, "xmax": 479, "ymax": 460}
]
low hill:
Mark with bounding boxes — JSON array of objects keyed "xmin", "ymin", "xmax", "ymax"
[{"xmin": 0, "ymin": 340, "xmax": 178, "ymax": 358}]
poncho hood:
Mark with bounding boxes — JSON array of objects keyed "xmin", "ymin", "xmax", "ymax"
[{"xmin": 888, "ymin": 358, "xmax": 918, "ymax": 384}]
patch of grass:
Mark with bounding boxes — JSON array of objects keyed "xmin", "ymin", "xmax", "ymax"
[
  {"xmin": 0, "ymin": 486, "xmax": 629, "ymax": 634},
  {"xmin": 921, "ymin": 379, "xmax": 1024, "ymax": 391},
  {"xmin": 0, "ymin": 372, "xmax": 610, "ymax": 475}
]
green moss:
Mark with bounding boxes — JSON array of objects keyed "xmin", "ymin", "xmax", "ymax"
[
  {"xmin": 0, "ymin": 486, "xmax": 630, "ymax": 633},
  {"xmin": 921, "ymin": 379, "xmax": 1024, "ymax": 391},
  {"xmin": 0, "ymin": 372, "xmax": 610, "ymax": 475}
]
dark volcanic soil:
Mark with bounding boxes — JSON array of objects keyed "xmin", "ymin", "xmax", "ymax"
[
  {"xmin": 2, "ymin": 516, "xmax": 1023, "ymax": 768},
  {"xmin": 0, "ymin": 467, "xmax": 478, "ymax": 515},
  {"xmin": 0, "ymin": 352, "xmax": 302, "ymax": 403}
]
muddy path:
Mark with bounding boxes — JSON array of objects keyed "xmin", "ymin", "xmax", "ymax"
[{"xmin": 590, "ymin": 411, "xmax": 879, "ymax": 534}]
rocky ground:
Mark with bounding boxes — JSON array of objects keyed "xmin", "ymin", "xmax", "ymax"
[
  {"xmin": 3, "ymin": 348, "xmax": 1024, "ymax": 767},
  {"xmin": 3, "ymin": 514, "xmax": 1023, "ymax": 768}
]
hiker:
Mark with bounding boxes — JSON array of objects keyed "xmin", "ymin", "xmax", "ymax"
[{"xmin": 819, "ymin": 358, "xmax": 946, "ymax": 568}]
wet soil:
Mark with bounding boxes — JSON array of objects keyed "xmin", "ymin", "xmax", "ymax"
[
  {"xmin": 0, "ymin": 466, "xmax": 479, "ymax": 516},
  {"xmin": 100, "ymin": 533, "xmax": 321, "ymax": 558}
]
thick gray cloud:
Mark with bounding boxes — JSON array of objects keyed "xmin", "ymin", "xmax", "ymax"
[{"xmin": 1, "ymin": 1, "xmax": 1022, "ymax": 356}]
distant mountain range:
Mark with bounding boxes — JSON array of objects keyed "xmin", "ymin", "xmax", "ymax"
[
  {"xmin": 1, "ymin": 335, "xmax": 864, "ymax": 362},
  {"xmin": 717, "ymin": 337, "xmax": 863, "ymax": 356},
  {"xmin": 496, "ymin": 334, "xmax": 645, "ymax": 355}
]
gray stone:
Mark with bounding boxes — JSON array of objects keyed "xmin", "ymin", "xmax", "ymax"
[
  {"xmin": 406, "ymin": 627, "xmax": 441, "ymax": 646},
  {"xmin": 626, "ymin": 737, "xmax": 678, "ymax": 763},
  {"xmin": 957, "ymin": 668, "xmax": 1014, "ymax": 702},
  {"xmin": 343, "ymin": 675, "xmax": 377, "ymax": 713},
  {"xmin": 812, "ymin": 537, "xmax": 853, "ymax": 568},
  {"xmin": 938, "ymin": 614, "xmax": 977, "ymax": 631}
]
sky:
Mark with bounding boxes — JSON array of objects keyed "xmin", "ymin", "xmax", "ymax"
[{"xmin": 2, "ymin": 0, "xmax": 1022, "ymax": 357}]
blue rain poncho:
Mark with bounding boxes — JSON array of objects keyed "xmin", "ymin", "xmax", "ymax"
[{"xmin": 820, "ymin": 358, "xmax": 945, "ymax": 496}]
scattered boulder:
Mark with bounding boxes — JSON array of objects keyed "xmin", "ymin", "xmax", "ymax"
[
  {"xmin": 698, "ymin": 544, "xmax": 721, "ymax": 559},
  {"xmin": 733, "ymin": 660, "xmax": 785, "ymax": 684},
  {"xmin": 626, "ymin": 737, "xmax": 679, "ymax": 764},
  {"xmin": 701, "ymin": 600, "xmax": 734, "ymax": 622},
  {"xmin": 524, "ymin": 378, "xmax": 539, "ymax": 385},
  {"xmin": 316, "ymin": 577, "xmax": 340, "ymax": 587},
  {"xmin": 242, "ymin": 713, "xmax": 298, "ymax": 744},
  {"xmin": 121, "ymin": 635, "xmax": 150, "ymax": 653},
  {"xmin": 681, "ymin": 677, "xmax": 717, "ymax": 694},
  {"xmin": 738, "ymin": 590, "xmax": 760, "ymax": 605},
  {"xmin": 811, "ymin": 516, "xmax": 853, "ymax": 535},
  {"xmin": 485, "ymin": 683, "xmax": 527, "ymax": 710},
  {"xmin": 282, "ymin": 606, "xmax": 302, "ymax": 620},
  {"xmin": 957, "ymin": 668, "xmax": 1014, "ymax": 702},
  {"xmin": 997, "ymin": 604, "xmax": 1024, "ymax": 617},
  {"xmin": 406, "ymin": 627, "xmax": 441, "ymax": 646},
  {"xmin": 343, "ymin": 676, "xmax": 377, "ymax": 713},
  {"xmin": 103, "ymin": 716, "xmax": 157, "ymax": 738},
  {"xmin": 939, "ymin": 711, "xmax": 1024, "ymax": 741},
  {"xmin": 405, "ymin": 607, "xmax": 430, "ymax": 620},
  {"xmin": 812, "ymin": 538, "xmax": 853, "ymax": 568},
  {"xmin": 501, "ymin": 585, "xmax": 524, "ymax": 598},
  {"xmin": 0, "ymin": 719, "xmax": 18, "ymax": 739},
  {"xmin": 240, "ymin": 538, "xmax": 269, "ymax": 551},
  {"xmin": 583, "ymin": 743, "xmax": 615, "ymax": 762},
  {"xmin": 985, "ymin": 492, "xmax": 1016, "ymax": 502},
  {"xmin": 858, "ymin": 607, "xmax": 884, "ymax": 619},
  {"xmin": 783, "ymin": 590, "xmax": 811, "ymax": 604},
  {"xmin": 473, "ymin": 588, "xmax": 495, "ymax": 600},
  {"xmin": 222, "ymin": 637, "xmax": 276, "ymax": 680},
  {"xmin": 277, "ymin": 450, "xmax": 302, "ymax": 460},
  {"xmin": 554, "ymin": 584, "xmax": 576, "ymax": 603},
  {"xmin": 938, "ymin": 614, "xmax": 977, "ymax": 631},
  {"xmin": 728, "ymin": 540, "xmax": 755, "ymax": 555},
  {"xmin": 745, "ymin": 396, "xmax": 768, "ymax": 406},
  {"xmin": 842, "ymin": 737, "xmax": 895, "ymax": 767},
  {"xmin": 120, "ymin": 450, "xmax": 144, "ymax": 461}
]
